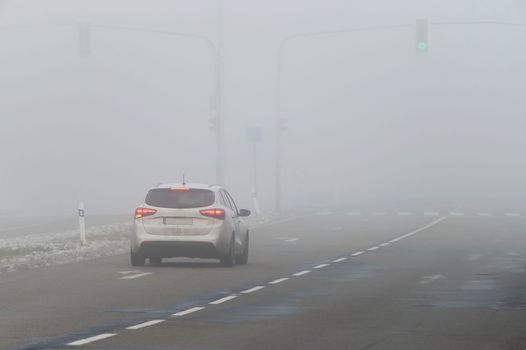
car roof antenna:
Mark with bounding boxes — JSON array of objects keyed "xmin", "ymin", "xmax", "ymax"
[{"xmin": 182, "ymin": 173, "xmax": 186, "ymax": 186}]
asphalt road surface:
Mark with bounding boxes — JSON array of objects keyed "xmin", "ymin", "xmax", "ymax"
[{"xmin": 2, "ymin": 213, "xmax": 526, "ymax": 349}]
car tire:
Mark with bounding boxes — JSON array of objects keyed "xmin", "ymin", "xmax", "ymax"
[
  {"xmin": 220, "ymin": 235, "xmax": 236, "ymax": 267},
  {"xmin": 130, "ymin": 250, "xmax": 145, "ymax": 267},
  {"xmin": 238, "ymin": 233, "xmax": 249, "ymax": 265},
  {"xmin": 149, "ymin": 257, "xmax": 162, "ymax": 265}
]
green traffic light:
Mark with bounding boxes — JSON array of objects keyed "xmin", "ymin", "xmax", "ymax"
[{"xmin": 417, "ymin": 41, "xmax": 428, "ymax": 52}]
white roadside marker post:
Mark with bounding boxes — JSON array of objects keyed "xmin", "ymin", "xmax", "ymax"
[
  {"xmin": 252, "ymin": 187, "xmax": 261, "ymax": 217},
  {"xmin": 79, "ymin": 202, "xmax": 86, "ymax": 246}
]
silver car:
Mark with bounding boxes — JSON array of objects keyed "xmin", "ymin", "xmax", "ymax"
[{"xmin": 131, "ymin": 183, "xmax": 250, "ymax": 267}]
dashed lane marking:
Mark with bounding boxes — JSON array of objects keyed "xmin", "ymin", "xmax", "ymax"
[
  {"xmin": 505, "ymin": 213, "xmax": 521, "ymax": 217},
  {"xmin": 424, "ymin": 212, "xmax": 440, "ymax": 216},
  {"xmin": 313, "ymin": 264, "xmax": 330, "ymax": 269},
  {"xmin": 450, "ymin": 212, "xmax": 465, "ymax": 216},
  {"xmin": 252, "ymin": 216, "xmax": 298, "ymax": 230},
  {"xmin": 397, "ymin": 212, "xmax": 413, "ymax": 216},
  {"xmin": 467, "ymin": 254, "xmax": 483, "ymax": 261},
  {"xmin": 60, "ymin": 216, "xmax": 449, "ymax": 347},
  {"xmin": 279, "ymin": 237, "xmax": 299, "ymax": 242},
  {"xmin": 68, "ymin": 333, "xmax": 116, "ymax": 346},
  {"xmin": 269, "ymin": 277, "xmax": 289, "ymax": 285},
  {"xmin": 419, "ymin": 274, "xmax": 445, "ymax": 285},
  {"xmin": 293, "ymin": 270, "xmax": 311, "ymax": 277},
  {"xmin": 240, "ymin": 286, "xmax": 265, "ymax": 294},
  {"xmin": 388, "ymin": 216, "xmax": 447, "ymax": 244},
  {"xmin": 126, "ymin": 320, "xmax": 165, "ymax": 330},
  {"xmin": 172, "ymin": 307, "xmax": 205, "ymax": 317},
  {"xmin": 209, "ymin": 295, "xmax": 238, "ymax": 305},
  {"xmin": 346, "ymin": 212, "xmax": 362, "ymax": 216},
  {"xmin": 119, "ymin": 272, "xmax": 153, "ymax": 280}
]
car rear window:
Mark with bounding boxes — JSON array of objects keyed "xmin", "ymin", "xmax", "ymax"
[{"xmin": 145, "ymin": 188, "xmax": 215, "ymax": 209}]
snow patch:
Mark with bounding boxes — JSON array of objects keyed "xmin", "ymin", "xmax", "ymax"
[{"xmin": 0, "ymin": 222, "xmax": 132, "ymax": 273}]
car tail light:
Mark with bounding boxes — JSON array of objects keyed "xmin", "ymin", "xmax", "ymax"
[
  {"xmin": 200, "ymin": 208, "xmax": 225, "ymax": 220},
  {"xmin": 135, "ymin": 207, "xmax": 157, "ymax": 219}
]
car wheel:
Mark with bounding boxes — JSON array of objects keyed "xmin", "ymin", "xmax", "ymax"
[
  {"xmin": 238, "ymin": 233, "xmax": 249, "ymax": 265},
  {"xmin": 220, "ymin": 235, "xmax": 236, "ymax": 267},
  {"xmin": 130, "ymin": 250, "xmax": 145, "ymax": 267},
  {"xmin": 149, "ymin": 257, "xmax": 162, "ymax": 265}
]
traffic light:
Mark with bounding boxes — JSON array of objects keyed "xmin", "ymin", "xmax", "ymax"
[
  {"xmin": 209, "ymin": 117, "xmax": 218, "ymax": 132},
  {"xmin": 279, "ymin": 118, "xmax": 288, "ymax": 132},
  {"xmin": 78, "ymin": 22, "xmax": 91, "ymax": 57},
  {"xmin": 415, "ymin": 19, "xmax": 429, "ymax": 53}
]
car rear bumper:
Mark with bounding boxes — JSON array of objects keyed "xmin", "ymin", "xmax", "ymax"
[{"xmin": 138, "ymin": 241, "xmax": 219, "ymax": 259}]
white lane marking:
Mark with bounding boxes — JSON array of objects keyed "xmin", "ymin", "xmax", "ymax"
[
  {"xmin": 172, "ymin": 307, "xmax": 205, "ymax": 317},
  {"xmin": 119, "ymin": 272, "xmax": 153, "ymax": 280},
  {"xmin": 126, "ymin": 319, "xmax": 165, "ymax": 330},
  {"xmin": 346, "ymin": 211, "xmax": 362, "ymax": 216},
  {"xmin": 351, "ymin": 251, "xmax": 365, "ymax": 256},
  {"xmin": 424, "ymin": 212, "xmax": 440, "ymax": 216},
  {"xmin": 419, "ymin": 274, "xmax": 445, "ymax": 285},
  {"xmin": 332, "ymin": 257, "xmax": 348, "ymax": 263},
  {"xmin": 367, "ymin": 246, "xmax": 379, "ymax": 251},
  {"xmin": 118, "ymin": 270, "xmax": 141, "ymax": 275},
  {"xmin": 379, "ymin": 243, "xmax": 390, "ymax": 247},
  {"xmin": 477, "ymin": 213, "xmax": 492, "ymax": 217},
  {"xmin": 68, "ymin": 333, "xmax": 116, "ymax": 346},
  {"xmin": 467, "ymin": 254, "xmax": 483, "ymax": 261},
  {"xmin": 209, "ymin": 295, "xmax": 238, "ymax": 305},
  {"xmin": 450, "ymin": 212, "xmax": 465, "ymax": 216},
  {"xmin": 313, "ymin": 264, "xmax": 330, "ymax": 269},
  {"xmin": 293, "ymin": 270, "xmax": 311, "ymax": 276},
  {"xmin": 252, "ymin": 216, "xmax": 298, "ymax": 230},
  {"xmin": 240, "ymin": 286, "xmax": 265, "ymax": 294},
  {"xmin": 388, "ymin": 216, "xmax": 447, "ymax": 243},
  {"xmin": 505, "ymin": 213, "xmax": 521, "ymax": 217},
  {"xmin": 269, "ymin": 277, "xmax": 289, "ymax": 284},
  {"xmin": 279, "ymin": 237, "xmax": 299, "ymax": 242},
  {"xmin": 398, "ymin": 212, "xmax": 413, "ymax": 216}
]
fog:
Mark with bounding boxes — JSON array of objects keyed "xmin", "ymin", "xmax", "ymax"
[{"xmin": 1, "ymin": 0, "xmax": 525, "ymax": 216}]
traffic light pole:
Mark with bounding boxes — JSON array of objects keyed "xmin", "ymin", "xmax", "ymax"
[
  {"xmin": 275, "ymin": 24, "xmax": 410, "ymax": 213},
  {"xmin": 215, "ymin": 0, "xmax": 225, "ymax": 186},
  {"xmin": 275, "ymin": 19, "xmax": 526, "ymax": 213},
  {"xmin": 87, "ymin": 24, "xmax": 224, "ymax": 184}
]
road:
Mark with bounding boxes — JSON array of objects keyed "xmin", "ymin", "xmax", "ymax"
[{"xmin": 2, "ymin": 213, "xmax": 526, "ymax": 349}]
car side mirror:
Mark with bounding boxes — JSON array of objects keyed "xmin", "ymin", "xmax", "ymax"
[{"xmin": 239, "ymin": 209, "xmax": 251, "ymax": 217}]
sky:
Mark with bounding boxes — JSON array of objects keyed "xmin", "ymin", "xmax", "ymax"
[{"xmin": 0, "ymin": 0, "xmax": 525, "ymax": 215}]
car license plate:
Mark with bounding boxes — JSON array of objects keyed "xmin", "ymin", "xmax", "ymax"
[{"xmin": 164, "ymin": 218, "xmax": 193, "ymax": 225}]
